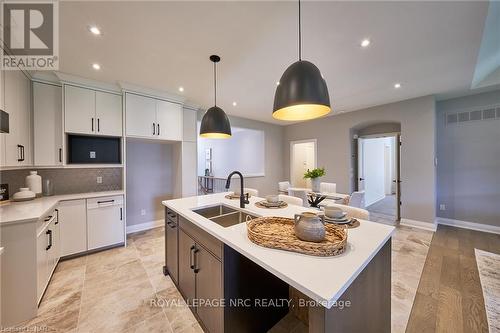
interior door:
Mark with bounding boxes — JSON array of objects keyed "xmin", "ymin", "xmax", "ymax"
[
  {"xmin": 195, "ymin": 246, "xmax": 223, "ymax": 333},
  {"xmin": 357, "ymin": 138, "xmax": 365, "ymax": 191},
  {"xmin": 178, "ymin": 229, "xmax": 196, "ymax": 303},
  {"xmin": 95, "ymin": 91, "xmax": 122, "ymax": 136},
  {"xmin": 395, "ymin": 134, "xmax": 402, "ymax": 221}
]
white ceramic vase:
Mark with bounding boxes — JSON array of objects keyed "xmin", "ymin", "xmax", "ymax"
[
  {"xmin": 311, "ymin": 178, "xmax": 321, "ymax": 192},
  {"xmin": 26, "ymin": 171, "xmax": 42, "ymax": 197}
]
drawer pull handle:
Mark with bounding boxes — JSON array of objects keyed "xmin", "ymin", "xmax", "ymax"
[
  {"xmin": 193, "ymin": 248, "xmax": 200, "ymax": 273},
  {"xmin": 46, "ymin": 230, "xmax": 52, "ymax": 250},
  {"xmin": 120, "ymin": 207, "xmax": 123, "ymax": 220},
  {"xmin": 97, "ymin": 199, "xmax": 115, "ymax": 204},
  {"xmin": 44, "ymin": 215, "xmax": 53, "ymax": 222}
]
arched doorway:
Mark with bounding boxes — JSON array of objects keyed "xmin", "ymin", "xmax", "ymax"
[{"xmin": 350, "ymin": 122, "xmax": 402, "ymax": 224}]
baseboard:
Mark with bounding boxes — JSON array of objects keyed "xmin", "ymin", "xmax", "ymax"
[
  {"xmin": 126, "ymin": 219, "xmax": 163, "ymax": 234},
  {"xmin": 436, "ymin": 217, "xmax": 500, "ymax": 235},
  {"xmin": 400, "ymin": 218, "xmax": 437, "ymax": 232}
]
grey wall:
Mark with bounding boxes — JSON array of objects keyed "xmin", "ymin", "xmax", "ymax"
[
  {"xmin": 126, "ymin": 140, "xmax": 173, "ymax": 226},
  {"xmin": 436, "ymin": 90, "xmax": 500, "ymax": 227},
  {"xmin": 284, "ymin": 96, "xmax": 436, "ymax": 224},
  {"xmin": 0, "ymin": 168, "xmax": 122, "ymax": 197},
  {"xmin": 198, "ymin": 112, "xmax": 285, "ymax": 196}
]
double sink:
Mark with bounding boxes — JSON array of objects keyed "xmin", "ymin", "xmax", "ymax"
[{"xmin": 192, "ymin": 204, "xmax": 259, "ymax": 228}]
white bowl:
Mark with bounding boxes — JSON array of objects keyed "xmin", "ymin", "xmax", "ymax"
[
  {"xmin": 266, "ymin": 195, "xmax": 279, "ymax": 203},
  {"xmin": 323, "ymin": 205, "xmax": 344, "ymax": 218},
  {"xmin": 12, "ymin": 187, "xmax": 36, "ymax": 202}
]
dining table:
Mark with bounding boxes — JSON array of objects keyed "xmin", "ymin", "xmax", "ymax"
[{"xmin": 287, "ymin": 187, "xmax": 349, "ymax": 207}]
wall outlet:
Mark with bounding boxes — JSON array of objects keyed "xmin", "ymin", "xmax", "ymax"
[
  {"xmin": 96, "ymin": 176, "xmax": 103, "ymax": 184},
  {"xmin": 439, "ymin": 204, "xmax": 446, "ymax": 211},
  {"xmin": 141, "ymin": 209, "xmax": 146, "ymax": 216},
  {"xmin": 90, "ymin": 151, "xmax": 96, "ymax": 159}
]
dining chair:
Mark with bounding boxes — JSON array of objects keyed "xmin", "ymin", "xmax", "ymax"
[
  {"xmin": 278, "ymin": 181, "xmax": 290, "ymax": 194},
  {"xmin": 349, "ymin": 191, "xmax": 365, "ymax": 208},
  {"xmin": 288, "ymin": 189, "xmax": 309, "ymax": 207},
  {"xmin": 244, "ymin": 188, "xmax": 259, "ymax": 197},
  {"xmin": 323, "ymin": 203, "xmax": 370, "ymax": 220},
  {"xmin": 319, "ymin": 182, "xmax": 337, "ymax": 194},
  {"xmin": 278, "ymin": 194, "xmax": 303, "ymax": 206}
]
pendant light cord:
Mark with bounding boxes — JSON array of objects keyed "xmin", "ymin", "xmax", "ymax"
[
  {"xmin": 298, "ymin": 0, "xmax": 302, "ymax": 61},
  {"xmin": 214, "ymin": 61, "xmax": 217, "ymax": 106}
]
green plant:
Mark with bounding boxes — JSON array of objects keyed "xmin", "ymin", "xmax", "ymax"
[{"xmin": 303, "ymin": 167, "xmax": 325, "ymax": 179}]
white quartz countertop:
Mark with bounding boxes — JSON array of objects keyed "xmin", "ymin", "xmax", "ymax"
[
  {"xmin": 163, "ymin": 192, "xmax": 395, "ymax": 309},
  {"xmin": 0, "ymin": 190, "xmax": 124, "ymax": 225}
]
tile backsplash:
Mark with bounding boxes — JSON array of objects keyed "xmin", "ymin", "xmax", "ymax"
[{"xmin": 0, "ymin": 168, "xmax": 122, "ymax": 197}]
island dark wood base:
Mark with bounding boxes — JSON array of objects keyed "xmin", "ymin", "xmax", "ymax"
[{"xmin": 309, "ymin": 240, "xmax": 392, "ymax": 333}]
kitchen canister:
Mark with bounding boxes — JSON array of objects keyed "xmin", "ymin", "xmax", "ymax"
[{"xmin": 26, "ymin": 171, "xmax": 42, "ymax": 197}]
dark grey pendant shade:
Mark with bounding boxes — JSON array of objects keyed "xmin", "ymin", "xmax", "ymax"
[
  {"xmin": 199, "ymin": 55, "xmax": 232, "ymax": 138},
  {"xmin": 273, "ymin": 60, "xmax": 331, "ymax": 120},
  {"xmin": 200, "ymin": 106, "xmax": 232, "ymax": 138}
]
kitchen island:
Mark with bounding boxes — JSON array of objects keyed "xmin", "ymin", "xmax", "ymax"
[{"xmin": 162, "ymin": 192, "xmax": 394, "ymax": 333}]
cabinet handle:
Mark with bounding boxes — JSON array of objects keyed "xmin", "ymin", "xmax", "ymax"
[
  {"xmin": 193, "ymin": 248, "xmax": 200, "ymax": 273},
  {"xmin": 189, "ymin": 245, "xmax": 195, "ymax": 269},
  {"xmin": 92, "ymin": 118, "xmax": 94, "ymax": 132},
  {"xmin": 21, "ymin": 145, "xmax": 25, "ymax": 161},
  {"xmin": 157, "ymin": 123, "xmax": 160, "ymax": 136},
  {"xmin": 97, "ymin": 118, "xmax": 100, "ymax": 132},
  {"xmin": 44, "ymin": 215, "xmax": 53, "ymax": 222},
  {"xmin": 153, "ymin": 122, "xmax": 156, "ymax": 135},
  {"xmin": 59, "ymin": 148, "xmax": 62, "ymax": 163},
  {"xmin": 97, "ymin": 199, "xmax": 114, "ymax": 204},
  {"xmin": 120, "ymin": 207, "xmax": 123, "ymax": 221},
  {"xmin": 54, "ymin": 209, "xmax": 59, "ymax": 225},
  {"xmin": 17, "ymin": 145, "xmax": 24, "ymax": 162},
  {"xmin": 46, "ymin": 230, "xmax": 52, "ymax": 250}
]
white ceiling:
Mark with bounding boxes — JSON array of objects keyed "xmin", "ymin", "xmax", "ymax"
[{"xmin": 57, "ymin": 1, "xmax": 489, "ymax": 125}]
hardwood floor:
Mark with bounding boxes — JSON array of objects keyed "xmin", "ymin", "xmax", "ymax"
[{"xmin": 406, "ymin": 225, "xmax": 500, "ymax": 333}]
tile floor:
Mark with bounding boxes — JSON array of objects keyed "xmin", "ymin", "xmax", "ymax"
[{"xmin": 17, "ymin": 224, "xmax": 433, "ymax": 333}]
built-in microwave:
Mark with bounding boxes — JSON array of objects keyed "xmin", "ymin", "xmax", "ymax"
[{"xmin": 67, "ymin": 135, "xmax": 121, "ymax": 164}]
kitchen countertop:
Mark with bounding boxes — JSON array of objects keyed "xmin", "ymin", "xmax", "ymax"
[
  {"xmin": 0, "ymin": 190, "xmax": 124, "ymax": 226},
  {"xmin": 162, "ymin": 192, "xmax": 395, "ymax": 309}
]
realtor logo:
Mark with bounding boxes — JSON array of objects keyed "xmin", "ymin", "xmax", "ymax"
[{"xmin": 1, "ymin": 1, "xmax": 59, "ymax": 70}]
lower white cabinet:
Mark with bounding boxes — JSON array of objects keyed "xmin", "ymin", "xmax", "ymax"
[
  {"xmin": 59, "ymin": 199, "xmax": 87, "ymax": 257},
  {"xmin": 87, "ymin": 195, "xmax": 124, "ymax": 250},
  {"xmin": 36, "ymin": 212, "xmax": 60, "ymax": 304}
]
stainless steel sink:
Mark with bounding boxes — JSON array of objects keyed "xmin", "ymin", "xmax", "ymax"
[{"xmin": 192, "ymin": 204, "xmax": 259, "ymax": 228}]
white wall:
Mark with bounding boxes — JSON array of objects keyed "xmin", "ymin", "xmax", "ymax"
[
  {"xmin": 197, "ymin": 126, "xmax": 265, "ymax": 178},
  {"xmin": 362, "ymin": 138, "xmax": 387, "ymax": 206},
  {"xmin": 284, "ymin": 96, "xmax": 436, "ymax": 225}
]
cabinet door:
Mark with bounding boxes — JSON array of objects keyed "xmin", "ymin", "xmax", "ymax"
[
  {"xmin": 125, "ymin": 93, "xmax": 156, "ymax": 138},
  {"xmin": 36, "ymin": 225, "xmax": 49, "ymax": 303},
  {"xmin": 178, "ymin": 229, "xmax": 196, "ymax": 303},
  {"xmin": 18, "ymin": 72, "xmax": 31, "ymax": 165},
  {"xmin": 156, "ymin": 100, "xmax": 182, "ymax": 141},
  {"xmin": 65, "ymin": 85, "xmax": 96, "ymax": 134},
  {"xmin": 166, "ymin": 219, "xmax": 179, "ymax": 284},
  {"xmin": 59, "ymin": 199, "xmax": 87, "ymax": 256},
  {"xmin": 4, "ymin": 70, "xmax": 24, "ymax": 166},
  {"xmin": 87, "ymin": 198, "xmax": 124, "ymax": 250},
  {"xmin": 95, "ymin": 91, "xmax": 122, "ymax": 136},
  {"xmin": 195, "ymin": 247, "xmax": 223, "ymax": 333},
  {"xmin": 183, "ymin": 108, "xmax": 197, "ymax": 142},
  {"xmin": 33, "ymin": 82, "xmax": 63, "ymax": 166}
]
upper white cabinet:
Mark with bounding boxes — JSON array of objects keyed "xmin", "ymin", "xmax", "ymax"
[
  {"xmin": 125, "ymin": 92, "xmax": 182, "ymax": 141},
  {"xmin": 3, "ymin": 70, "xmax": 31, "ymax": 167},
  {"xmin": 183, "ymin": 108, "xmax": 197, "ymax": 142},
  {"xmin": 65, "ymin": 85, "xmax": 122, "ymax": 137},
  {"xmin": 33, "ymin": 82, "xmax": 63, "ymax": 166}
]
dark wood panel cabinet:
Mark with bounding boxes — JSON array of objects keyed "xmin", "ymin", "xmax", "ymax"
[
  {"xmin": 196, "ymin": 245, "xmax": 223, "ymax": 333},
  {"xmin": 165, "ymin": 216, "xmax": 178, "ymax": 284},
  {"xmin": 178, "ymin": 229, "xmax": 197, "ymax": 303}
]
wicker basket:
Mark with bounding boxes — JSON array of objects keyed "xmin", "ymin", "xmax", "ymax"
[{"xmin": 247, "ymin": 217, "xmax": 347, "ymax": 257}]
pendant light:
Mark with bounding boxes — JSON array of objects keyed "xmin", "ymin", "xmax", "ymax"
[
  {"xmin": 273, "ymin": 0, "xmax": 331, "ymax": 121},
  {"xmin": 200, "ymin": 55, "xmax": 232, "ymax": 138}
]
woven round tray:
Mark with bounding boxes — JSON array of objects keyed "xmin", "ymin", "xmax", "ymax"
[{"xmin": 247, "ymin": 217, "xmax": 347, "ymax": 257}]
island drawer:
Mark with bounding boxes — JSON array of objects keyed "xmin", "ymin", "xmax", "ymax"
[
  {"xmin": 179, "ymin": 216, "xmax": 222, "ymax": 260},
  {"xmin": 166, "ymin": 208, "xmax": 177, "ymax": 223}
]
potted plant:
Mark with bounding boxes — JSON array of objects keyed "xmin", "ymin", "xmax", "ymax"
[{"xmin": 304, "ymin": 167, "xmax": 325, "ymax": 192}]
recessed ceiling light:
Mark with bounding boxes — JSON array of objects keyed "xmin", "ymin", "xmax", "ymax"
[
  {"xmin": 232, "ymin": 101, "xmax": 237, "ymax": 106},
  {"xmin": 88, "ymin": 26, "xmax": 101, "ymax": 35},
  {"xmin": 178, "ymin": 86, "xmax": 184, "ymax": 92},
  {"xmin": 92, "ymin": 63, "xmax": 101, "ymax": 70},
  {"xmin": 361, "ymin": 39, "xmax": 371, "ymax": 48},
  {"xmin": 276, "ymin": 81, "xmax": 280, "ymax": 86},
  {"xmin": 394, "ymin": 83, "xmax": 401, "ymax": 89}
]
